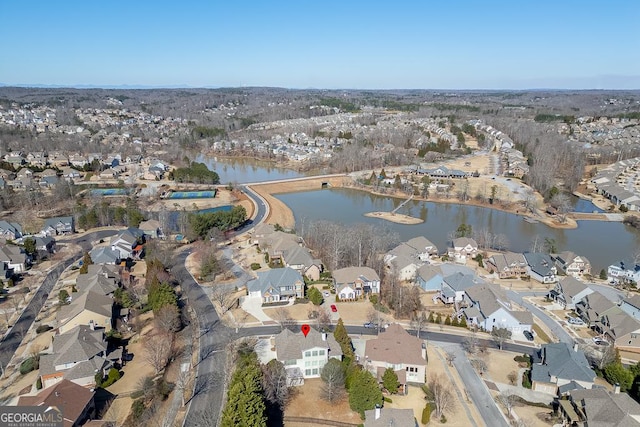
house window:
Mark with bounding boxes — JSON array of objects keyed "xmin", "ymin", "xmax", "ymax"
[
  {"xmin": 304, "ymin": 361, "xmax": 310, "ymax": 367},
  {"xmin": 305, "ymin": 369, "xmax": 311, "ymax": 376},
  {"xmin": 312, "ymin": 368, "xmax": 318, "ymax": 375},
  {"xmin": 304, "ymin": 351, "xmax": 311, "ymax": 357},
  {"xmin": 312, "ymin": 350, "xmax": 318, "ymax": 357},
  {"xmin": 319, "ymin": 350, "xmax": 325, "ymax": 356}
]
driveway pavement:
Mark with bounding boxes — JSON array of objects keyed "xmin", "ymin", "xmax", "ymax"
[
  {"xmin": 507, "ymin": 290, "xmax": 574, "ymax": 345},
  {"xmin": 240, "ymin": 296, "xmax": 272, "ymax": 323}
]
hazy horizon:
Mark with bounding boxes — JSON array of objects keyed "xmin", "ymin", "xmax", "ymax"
[{"xmin": 1, "ymin": 0, "xmax": 638, "ymax": 90}]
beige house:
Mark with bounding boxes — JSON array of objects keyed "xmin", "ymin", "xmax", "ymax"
[
  {"xmin": 364, "ymin": 323, "xmax": 426, "ymax": 392},
  {"xmin": 486, "ymin": 252, "xmax": 528, "ymax": 279},
  {"xmin": 57, "ymin": 291, "xmax": 113, "ymax": 334}
]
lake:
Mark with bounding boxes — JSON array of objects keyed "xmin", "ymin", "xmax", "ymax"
[
  {"xmin": 276, "ymin": 188, "xmax": 640, "ymax": 273},
  {"xmin": 195, "ymin": 154, "xmax": 309, "ymax": 184}
]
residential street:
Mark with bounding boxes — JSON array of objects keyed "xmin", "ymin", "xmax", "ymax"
[{"xmin": 507, "ymin": 289, "xmax": 574, "ymax": 345}]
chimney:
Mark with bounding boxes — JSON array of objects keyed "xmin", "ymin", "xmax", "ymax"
[
  {"xmin": 614, "ymin": 383, "xmax": 621, "ymax": 394},
  {"xmin": 573, "ymin": 343, "xmax": 579, "ymax": 352},
  {"xmin": 322, "ymin": 333, "xmax": 327, "ymax": 341},
  {"xmin": 89, "ymin": 320, "xmax": 95, "ymax": 331},
  {"xmin": 55, "ymin": 391, "xmax": 59, "ymax": 397},
  {"xmin": 375, "ymin": 404, "xmax": 381, "ymax": 420}
]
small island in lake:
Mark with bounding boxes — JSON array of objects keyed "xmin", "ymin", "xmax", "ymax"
[{"xmin": 364, "ymin": 211, "xmax": 424, "ymax": 224}]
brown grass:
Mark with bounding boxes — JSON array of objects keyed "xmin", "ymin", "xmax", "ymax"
[{"xmin": 285, "ymin": 378, "xmax": 362, "ymax": 423}]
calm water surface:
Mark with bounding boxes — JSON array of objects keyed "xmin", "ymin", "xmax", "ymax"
[{"xmin": 195, "ymin": 154, "xmax": 309, "ymax": 184}]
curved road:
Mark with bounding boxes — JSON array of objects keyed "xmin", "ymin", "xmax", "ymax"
[{"xmin": 0, "ymin": 230, "xmax": 118, "ymax": 370}]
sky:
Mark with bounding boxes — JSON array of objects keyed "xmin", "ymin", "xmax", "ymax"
[{"xmin": 1, "ymin": 0, "xmax": 639, "ymax": 90}]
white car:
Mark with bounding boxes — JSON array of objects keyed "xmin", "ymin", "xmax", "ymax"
[
  {"xmin": 567, "ymin": 317, "xmax": 584, "ymax": 325},
  {"xmin": 593, "ymin": 337, "xmax": 609, "ymax": 346},
  {"xmin": 323, "ymin": 291, "xmax": 330, "ymax": 297}
]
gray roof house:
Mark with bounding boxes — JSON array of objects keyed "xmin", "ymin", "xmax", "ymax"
[
  {"xmin": 364, "ymin": 407, "xmax": 417, "ymax": 427},
  {"xmin": 56, "ymin": 290, "xmax": 113, "ymax": 334},
  {"xmin": 333, "ymin": 266, "xmax": 381, "ymax": 299},
  {"xmin": 463, "ymin": 284, "xmax": 533, "ymax": 333},
  {"xmin": 39, "ymin": 325, "xmax": 115, "ymax": 389},
  {"xmin": 575, "ymin": 291, "xmax": 618, "ymax": 326},
  {"xmin": 282, "ymin": 245, "xmax": 323, "ymax": 281},
  {"xmin": 246, "ymin": 267, "xmax": 304, "ymax": 303},
  {"xmin": 439, "ymin": 271, "xmax": 482, "ymax": 304},
  {"xmin": 138, "ymin": 219, "xmax": 162, "ymax": 239},
  {"xmin": 75, "ymin": 274, "xmax": 119, "ymax": 296},
  {"xmin": 531, "ymin": 343, "xmax": 596, "ymax": 395},
  {"xmin": 0, "ymin": 220, "xmax": 22, "ymax": 240},
  {"xmin": 0, "ymin": 244, "xmax": 29, "ymax": 273},
  {"xmin": 89, "ymin": 246, "xmax": 120, "ymax": 264},
  {"xmin": 548, "ymin": 277, "xmax": 593, "ymax": 310},
  {"xmin": 562, "ymin": 388, "xmax": 640, "ymax": 426},
  {"xmin": 42, "ymin": 216, "xmax": 74, "ymax": 236},
  {"xmin": 274, "ymin": 328, "xmax": 342, "ymax": 384},
  {"xmin": 524, "ymin": 252, "xmax": 558, "ymax": 284}
]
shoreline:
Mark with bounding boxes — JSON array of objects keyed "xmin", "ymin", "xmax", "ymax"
[{"xmin": 249, "ymin": 176, "xmax": 579, "ymax": 230}]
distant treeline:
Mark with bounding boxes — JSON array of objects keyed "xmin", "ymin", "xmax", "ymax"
[
  {"xmin": 169, "ymin": 162, "xmax": 220, "ymax": 184},
  {"xmin": 534, "ymin": 113, "xmax": 576, "ymax": 124},
  {"xmin": 430, "ymin": 103, "xmax": 481, "ymax": 113},
  {"xmin": 616, "ymin": 112, "xmax": 640, "ymax": 120},
  {"xmin": 189, "ymin": 205, "xmax": 247, "ymax": 238},
  {"xmin": 318, "ymin": 97, "xmax": 360, "ymax": 113},
  {"xmin": 191, "ymin": 126, "xmax": 226, "ymax": 139}
]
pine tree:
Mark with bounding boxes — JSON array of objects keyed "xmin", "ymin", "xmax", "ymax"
[
  {"xmin": 334, "ymin": 318, "xmax": 353, "ymax": 358},
  {"xmin": 435, "ymin": 313, "xmax": 442, "ymax": 324},
  {"xmin": 221, "ymin": 352, "xmax": 267, "ymax": 427},
  {"xmin": 349, "ymin": 369, "xmax": 383, "ymax": 418},
  {"xmin": 428, "ymin": 312, "xmax": 435, "ymax": 323},
  {"xmin": 459, "ymin": 317, "xmax": 468, "ymax": 328},
  {"xmin": 382, "ymin": 368, "xmax": 399, "ymax": 394},
  {"xmin": 79, "ymin": 252, "xmax": 93, "ymax": 274},
  {"xmin": 444, "ymin": 315, "xmax": 451, "ymax": 326},
  {"xmin": 451, "ymin": 316, "xmax": 459, "ymax": 327}
]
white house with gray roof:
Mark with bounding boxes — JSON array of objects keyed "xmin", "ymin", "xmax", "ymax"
[
  {"xmin": 333, "ymin": 266, "xmax": 381, "ymax": 299},
  {"xmin": 531, "ymin": 343, "xmax": 596, "ymax": 395},
  {"xmin": 524, "ymin": 252, "xmax": 557, "ymax": 284},
  {"xmin": 548, "ymin": 277, "xmax": 593, "ymax": 310},
  {"xmin": 274, "ymin": 328, "xmax": 342, "ymax": 384},
  {"xmin": 463, "ymin": 284, "xmax": 532, "ymax": 333},
  {"xmin": 42, "ymin": 216, "xmax": 74, "ymax": 236},
  {"xmin": 246, "ymin": 267, "xmax": 304, "ymax": 303},
  {"xmin": 0, "ymin": 220, "xmax": 22, "ymax": 240}
]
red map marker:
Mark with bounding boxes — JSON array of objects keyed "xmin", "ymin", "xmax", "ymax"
[{"xmin": 301, "ymin": 324, "xmax": 310, "ymax": 337}]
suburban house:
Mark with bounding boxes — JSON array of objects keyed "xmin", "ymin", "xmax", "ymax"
[
  {"xmin": 485, "ymin": 252, "xmax": 528, "ymax": 279},
  {"xmin": 364, "ymin": 407, "xmax": 417, "ymax": 427},
  {"xmin": 438, "ymin": 269, "xmax": 482, "ymax": 304},
  {"xmin": 0, "ymin": 220, "xmax": 23, "ymax": 240},
  {"xmin": 274, "ymin": 328, "xmax": 342, "ymax": 384},
  {"xmin": 76, "ymin": 273, "xmax": 119, "ymax": 296},
  {"xmin": 138, "ymin": 219, "xmax": 163, "ymax": 239},
  {"xmin": 57, "ymin": 291, "xmax": 114, "ymax": 334},
  {"xmin": 110, "ymin": 228, "xmax": 144, "ymax": 259},
  {"xmin": 257, "ymin": 231, "xmax": 302, "ymax": 264},
  {"xmin": 246, "ymin": 267, "xmax": 304, "ymax": 303},
  {"xmin": 18, "ymin": 379, "xmax": 95, "ymax": 427},
  {"xmin": 575, "ymin": 291, "xmax": 618, "ymax": 326},
  {"xmin": 282, "ymin": 245, "xmax": 323, "ymax": 281},
  {"xmin": 39, "ymin": 325, "xmax": 115, "ymax": 389},
  {"xmin": 447, "ymin": 237, "xmax": 478, "ymax": 263},
  {"xmin": 89, "ymin": 246, "xmax": 120, "ymax": 265},
  {"xmin": 250, "ymin": 223, "xmax": 276, "ymax": 245},
  {"xmin": 608, "ymin": 261, "xmax": 640, "ymax": 285},
  {"xmin": 524, "ymin": 252, "xmax": 558, "ymax": 284},
  {"xmin": 42, "ymin": 216, "xmax": 75, "ymax": 236},
  {"xmin": 594, "ymin": 308, "xmax": 640, "ymax": 353},
  {"xmin": 416, "ymin": 264, "xmax": 444, "ymax": 292},
  {"xmin": 384, "ymin": 236, "xmax": 439, "ymax": 282},
  {"xmin": 561, "ymin": 387, "xmax": 640, "ymax": 426},
  {"xmin": 531, "ymin": 343, "xmax": 596, "ymax": 395},
  {"xmin": 0, "ymin": 244, "xmax": 29, "ymax": 273},
  {"xmin": 554, "ymin": 251, "xmax": 591, "ymax": 278},
  {"xmin": 463, "ymin": 284, "xmax": 533, "ymax": 333},
  {"xmin": 548, "ymin": 277, "xmax": 593, "ymax": 310},
  {"xmin": 332, "ymin": 266, "xmax": 381, "ymax": 300},
  {"xmin": 34, "ymin": 236, "xmax": 56, "ymax": 254},
  {"xmin": 620, "ymin": 295, "xmax": 640, "ymax": 321},
  {"xmin": 364, "ymin": 324, "xmax": 427, "ymax": 391}
]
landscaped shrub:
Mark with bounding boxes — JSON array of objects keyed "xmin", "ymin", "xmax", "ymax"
[
  {"xmin": 440, "ymin": 414, "xmax": 447, "ymax": 423},
  {"xmin": 19, "ymin": 357, "xmax": 38, "ymax": 375},
  {"xmin": 156, "ymin": 379, "xmax": 174, "ymax": 400},
  {"xmin": 421, "ymin": 403, "xmax": 432, "ymax": 424},
  {"xmin": 35, "ymin": 324, "xmax": 53, "ymax": 334},
  {"xmin": 101, "ymin": 368, "xmax": 121, "ymax": 388},
  {"xmin": 36, "ymin": 377, "xmax": 42, "ymax": 390},
  {"xmin": 383, "ymin": 396, "xmax": 392, "ymax": 403},
  {"xmin": 250, "ymin": 263, "xmax": 261, "ymax": 270},
  {"xmin": 130, "ymin": 399, "xmax": 145, "ymax": 421},
  {"xmin": 522, "ymin": 370, "xmax": 532, "ymax": 389}
]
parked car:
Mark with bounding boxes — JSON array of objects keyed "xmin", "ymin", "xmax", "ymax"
[
  {"xmin": 330, "ymin": 304, "xmax": 338, "ymax": 312},
  {"xmin": 523, "ymin": 330, "xmax": 534, "ymax": 341},
  {"xmin": 363, "ymin": 322, "xmax": 377, "ymax": 329},
  {"xmin": 593, "ymin": 337, "xmax": 609, "ymax": 346},
  {"xmin": 568, "ymin": 316, "xmax": 584, "ymax": 325},
  {"xmin": 323, "ymin": 291, "xmax": 330, "ymax": 298}
]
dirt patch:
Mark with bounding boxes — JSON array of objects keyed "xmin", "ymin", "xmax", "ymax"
[
  {"xmin": 484, "ymin": 349, "xmax": 521, "ymax": 385},
  {"xmin": 364, "ymin": 212, "xmax": 423, "ymax": 224},
  {"xmin": 285, "ymin": 378, "xmax": 362, "ymax": 423}
]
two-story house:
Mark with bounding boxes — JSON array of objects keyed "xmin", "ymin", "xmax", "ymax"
[
  {"xmin": 575, "ymin": 291, "xmax": 618, "ymax": 326},
  {"xmin": 554, "ymin": 251, "xmax": 591, "ymax": 278},
  {"xmin": 282, "ymin": 245, "xmax": 323, "ymax": 281},
  {"xmin": 110, "ymin": 228, "xmax": 144, "ymax": 259},
  {"xmin": 531, "ymin": 343, "xmax": 596, "ymax": 395},
  {"xmin": 364, "ymin": 324, "xmax": 426, "ymax": 392},
  {"xmin": 0, "ymin": 220, "xmax": 23, "ymax": 240},
  {"xmin": 447, "ymin": 237, "xmax": 478, "ymax": 263},
  {"xmin": 416, "ymin": 264, "xmax": 444, "ymax": 292},
  {"xmin": 333, "ymin": 266, "xmax": 381, "ymax": 299},
  {"xmin": 56, "ymin": 290, "xmax": 114, "ymax": 334},
  {"xmin": 246, "ymin": 267, "xmax": 304, "ymax": 303},
  {"xmin": 42, "ymin": 216, "xmax": 75, "ymax": 236},
  {"xmin": 548, "ymin": 277, "xmax": 593, "ymax": 310},
  {"xmin": 274, "ymin": 328, "xmax": 342, "ymax": 385},
  {"xmin": 608, "ymin": 261, "xmax": 640, "ymax": 285},
  {"xmin": 18, "ymin": 380, "xmax": 95, "ymax": 427},
  {"xmin": 485, "ymin": 252, "xmax": 528, "ymax": 279},
  {"xmin": 463, "ymin": 284, "xmax": 532, "ymax": 334}
]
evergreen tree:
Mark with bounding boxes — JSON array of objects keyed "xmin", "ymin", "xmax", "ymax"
[
  {"xmin": 382, "ymin": 368, "xmax": 399, "ymax": 394},
  {"xmin": 451, "ymin": 316, "xmax": 459, "ymax": 327},
  {"xmin": 221, "ymin": 352, "xmax": 267, "ymax": 427},
  {"xmin": 308, "ymin": 287, "xmax": 323, "ymax": 306},
  {"xmin": 148, "ymin": 282, "xmax": 178, "ymax": 313},
  {"xmin": 435, "ymin": 313, "xmax": 442, "ymax": 324},
  {"xmin": 79, "ymin": 252, "xmax": 93, "ymax": 274},
  {"xmin": 459, "ymin": 317, "xmax": 468, "ymax": 328},
  {"xmin": 444, "ymin": 315, "xmax": 451, "ymax": 326},
  {"xmin": 428, "ymin": 312, "xmax": 435, "ymax": 323},
  {"xmin": 349, "ymin": 369, "xmax": 383, "ymax": 418}
]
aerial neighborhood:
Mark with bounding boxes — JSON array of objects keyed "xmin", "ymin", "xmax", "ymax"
[{"xmin": 0, "ymin": 88, "xmax": 640, "ymax": 427}]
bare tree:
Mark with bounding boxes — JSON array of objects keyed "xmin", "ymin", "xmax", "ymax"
[
  {"xmin": 491, "ymin": 327, "xmax": 512, "ymax": 350},
  {"xmin": 154, "ymin": 305, "xmax": 181, "ymax": 334},
  {"xmin": 507, "ymin": 370, "xmax": 518, "ymax": 385},
  {"xmin": 550, "ymin": 192, "xmax": 572, "ymax": 223},
  {"xmin": 497, "ymin": 392, "xmax": 519, "ymax": 418},
  {"xmin": 423, "ymin": 373, "xmax": 455, "ymax": 418},
  {"xmin": 411, "ymin": 310, "xmax": 428, "ymax": 338},
  {"xmin": 462, "ymin": 333, "xmax": 479, "ymax": 356},
  {"xmin": 583, "ymin": 343, "xmax": 617, "ymax": 370},
  {"xmin": 320, "ymin": 358, "xmax": 346, "ymax": 404},
  {"xmin": 523, "ymin": 188, "xmax": 537, "ymax": 214},
  {"xmin": 262, "ymin": 359, "xmax": 291, "ymax": 409},
  {"xmin": 445, "ymin": 351, "xmax": 456, "ymax": 367},
  {"xmin": 470, "ymin": 358, "xmax": 488, "ymax": 375},
  {"xmin": 144, "ymin": 333, "xmax": 173, "ymax": 374},
  {"xmin": 187, "ymin": 406, "xmax": 219, "ymax": 427},
  {"xmin": 211, "ymin": 286, "xmax": 235, "ymax": 315},
  {"xmin": 272, "ymin": 307, "xmax": 295, "ymax": 331}
]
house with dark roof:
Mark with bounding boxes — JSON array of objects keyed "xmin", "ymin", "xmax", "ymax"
[
  {"xmin": 0, "ymin": 244, "xmax": 29, "ymax": 272},
  {"xmin": 274, "ymin": 328, "xmax": 342, "ymax": 384},
  {"xmin": 57, "ymin": 290, "xmax": 113, "ymax": 334},
  {"xmin": 39, "ymin": 325, "xmax": 116, "ymax": 389},
  {"xmin": 531, "ymin": 343, "xmax": 596, "ymax": 395},
  {"xmin": 548, "ymin": 277, "xmax": 593, "ymax": 310},
  {"xmin": 18, "ymin": 379, "xmax": 95, "ymax": 427},
  {"xmin": 246, "ymin": 267, "xmax": 304, "ymax": 303},
  {"xmin": 416, "ymin": 264, "xmax": 444, "ymax": 292},
  {"xmin": 562, "ymin": 387, "xmax": 640, "ymax": 426},
  {"xmin": 0, "ymin": 220, "xmax": 22, "ymax": 240},
  {"xmin": 524, "ymin": 252, "xmax": 557, "ymax": 284},
  {"xmin": 463, "ymin": 284, "xmax": 533, "ymax": 333},
  {"xmin": 333, "ymin": 266, "xmax": 381, "ymax": 299},
  {"xmin": 89, "ymin": 246, "xmax": 120, "ymax": 264},
  {"xmin": 34, "ymin": 236, "xmax": 56, "ymax": 254},
  {"xmin": 42, "ymin": 216, "xmax": 75, "ymax": 236},
  {"xmin": 364, "ymin": 407, "xmax": 417, "ymax": 427},
  {"xmin": 575, "ymin": 291, "xmax": 618, "ymax": 326},
  {"xmin": 438, "ymin": 270, "xmax": 481, "ymax": 304},
  {"xmin": 486, "ymin": 252, "xmax": 528, "ymax": 279},
  {"xmin": 282, "ymin": 245, "xmax": 323, "ymax": 281},
  {"xmin": 608, "ymin": 261, "xmax": 640, "ymax": 285},
  {"xmin": 364, "ymin": 324, "xmax": 426, "ymax": 391}
]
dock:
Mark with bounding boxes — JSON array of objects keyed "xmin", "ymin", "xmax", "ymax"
[{"xmin": 391, "ymin": 194, "xmax": 414, "ymax": 214}]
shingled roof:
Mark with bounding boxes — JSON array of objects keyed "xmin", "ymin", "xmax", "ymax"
[
  {"xmin": 365, "ymin": 324, "xmax": 425, "ymax": 366},
  {"xmin": 274, "ymin": 328, "xmax": 342, "ymax": 362}
]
